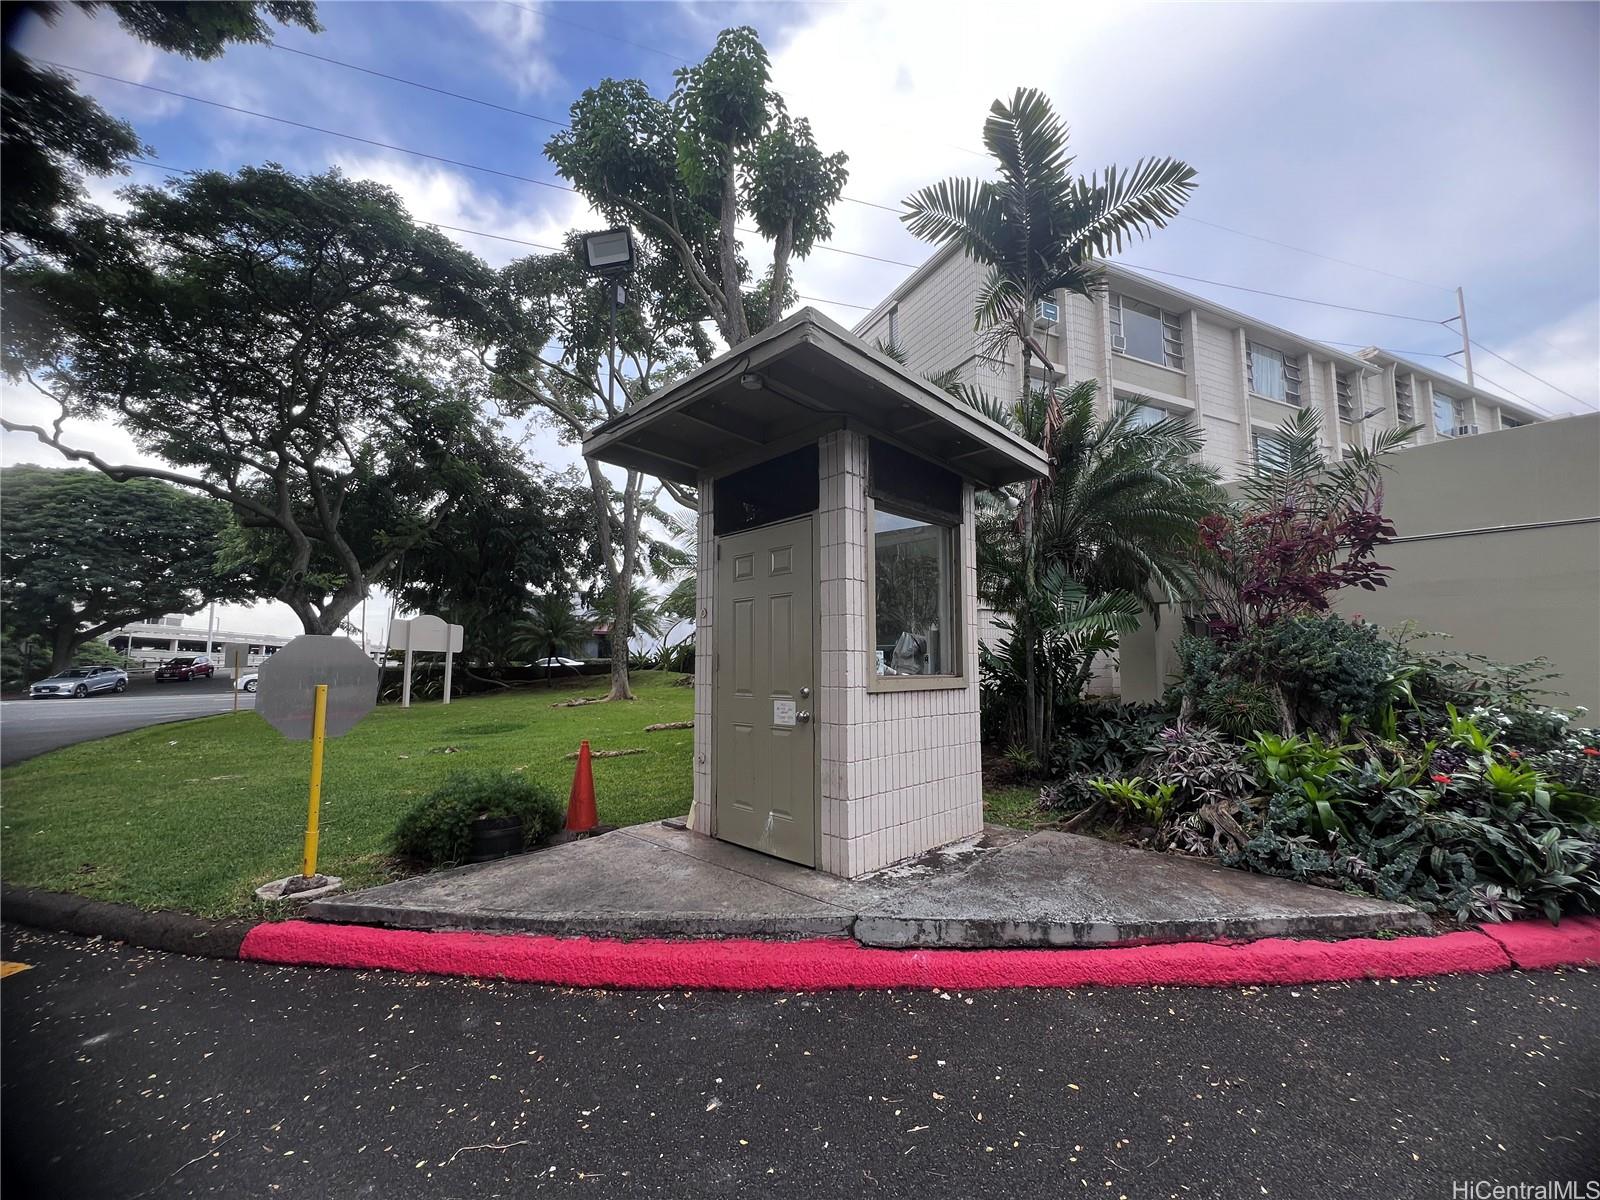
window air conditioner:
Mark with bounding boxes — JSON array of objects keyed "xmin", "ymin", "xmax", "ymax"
[
  {"xmin": 1456, "ymin": 424, "xmax": 1480, "ymax": 436},
  {"xmin": 1034, "ymin": 299, "xmax": 1059, "ymax": 330},
  {"xmin": 1110, "ymin": 334, "xmax": 1126, "ymax": 353}
]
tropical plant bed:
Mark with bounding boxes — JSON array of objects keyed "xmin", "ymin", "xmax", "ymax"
[{"xmin": 989, "ymin": 642, "xmax": 1600, "ymax": 928}]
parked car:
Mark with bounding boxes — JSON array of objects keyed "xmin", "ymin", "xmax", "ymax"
[
  {"xmin": 154, "ymin": 655, "xmax": 215, "ymax": 682},
  {"xmin": 29, "ymin": 665, "xmax": 128, "ymax": 699},
  {"xmin": 235, "ymin": 672, "xmax": 259, "ymax": 693}
]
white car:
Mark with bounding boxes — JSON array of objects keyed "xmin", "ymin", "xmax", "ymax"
[
  {"xmin": 531, "ymin": 656, "xmax": 585, "ymax": 669},
  {"xmin": 235, "ymin": 672, "xmax": 259, "ymax": 693}
]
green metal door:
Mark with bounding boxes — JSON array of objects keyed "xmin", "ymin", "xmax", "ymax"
[{"xmin": 714, "ymin": 516, "xmax": 816, "ymax": 867}]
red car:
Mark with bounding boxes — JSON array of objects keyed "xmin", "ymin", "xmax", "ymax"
[{"xmin": 154, "ymin": 655, "xmax": 215, "ymax": 682}]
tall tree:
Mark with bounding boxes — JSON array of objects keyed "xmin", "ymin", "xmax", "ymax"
[
  {"xmin": 514, "ymin": 593, "xmax": 590, "ymax": 685},
  {"xmin": 546, "ymin": 25, "xmax": 847, "ymax": 345},
  {"xmin": 475, "ymin": 235, "xmax": 696, "ymax": 702},
  {"xmin": 1, "ymin": 1, "xmax": 320, "ymax": 262},
  {"xmin": 1, "ymin": 464, "xmax": 250, "ymax": 673},
  {"xmin": 970, "ymin": 385, "xmax": 1224, "ymax": 750},
  {"xmin": 387, "ymin": 450, "xmax": 596, "ymax": 682},
  {"xmin": 903, "ymin": 89, "xmax": 1198, "ymax": 756},
  {"xmin": 2, "ymin": 165, "xmax": 501, "ymax": 635}
]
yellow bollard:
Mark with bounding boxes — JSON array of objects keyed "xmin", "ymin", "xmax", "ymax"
[{"xmin": 301, "ymin": 683, "xmax": 329, "ymax": 878}]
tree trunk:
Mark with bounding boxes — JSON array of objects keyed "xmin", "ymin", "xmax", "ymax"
[
  {"xmin": 605, "ymin": 582, "xmax": 634, "ymax": 702},
  {"xmin": 49, "ymin": 622, "xmax": 78, "ymax": 676},
  {"xmin": 1018, "ymin": 341, "xmax": 1044, "ymax": 759},
  {"xmin": 717, "ymin": 146, "xmax": 748, "ymax": 345}
]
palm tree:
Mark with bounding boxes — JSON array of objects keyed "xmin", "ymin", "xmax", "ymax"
[
  {"xmin": 589, "ymin": 583, "xmax": 664, "ymax": 645},
  {"xmin": 903, "ymin": 88, "xmax": 1197, "ymax": 757},
  {"xmin": 975, "ymin": 384, "xmax": 1224, "ymax": 750},
  {"xmin": 514, "ymin": 594, "xmax": 588, "ymax": 684}
]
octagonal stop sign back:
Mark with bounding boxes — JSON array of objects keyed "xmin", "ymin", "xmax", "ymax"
[{"xmin": 256, "ymin": 635, "xmax": 380, "ymax": 741}]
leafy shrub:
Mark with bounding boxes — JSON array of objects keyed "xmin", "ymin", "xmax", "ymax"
[
  {"xmin": 393, "ymin": 771, "xmax": 564, "ymax": 868},
  {"xmin": 1088, "ymin": 777, "xmax": 1175, "ymax": 824},
  {"xmin": 1047, "ymin": 700, "xmax": 1172, "ymax": 777},
  {"xmin": 1148, "ymin": 723, "xmax": 1255, "ymax": 810},
  {"xmin": 1038, "ymin": 773, "xmax": 1099, "ymax": 814}
]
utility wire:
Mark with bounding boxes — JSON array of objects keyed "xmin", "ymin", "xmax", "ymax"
[
  {"xmin": 69, "ymin": 61, "xmax": 1583, "ymax": 390},
  {"xmin": 1465, "ymin": 338, "xmax": 1586, "ymax": 405},
  {"xmin": 104, "ymin": 157, "xmax": 1572, "ymax": 414},
  {"xmin": 250, "ymin": 26, "xmax": 1484, "ymax": 296},
  {"xmin": 1114, "ymin": 262, "xmax": 1452, "ymax": 324}
]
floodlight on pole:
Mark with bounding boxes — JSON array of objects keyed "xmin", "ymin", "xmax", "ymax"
[{"xmin": 580, "ymin": 228, "xmax": 637, "ymax": 412}]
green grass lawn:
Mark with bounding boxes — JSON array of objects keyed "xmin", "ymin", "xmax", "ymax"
[
  {"xmin": 1, "ymin": 671, "xmax": 697, "ymax": 918},
  {"xmin": 2, "ymin": 668, "xmax": 1045, "ymax": 919}
]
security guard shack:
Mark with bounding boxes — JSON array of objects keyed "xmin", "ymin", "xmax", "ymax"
[{"xmin": 584, "ymin": 309, "xmax": 1047, "ymax": 877}]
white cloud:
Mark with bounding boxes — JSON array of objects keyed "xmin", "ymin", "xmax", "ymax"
[
  {"xmin": 458, "ymin": 0, "xmax": 561, "ymax": 97},
  {"xmin": 1475, "ymin": 301, "xmax": 1600, "ymax": 416}
]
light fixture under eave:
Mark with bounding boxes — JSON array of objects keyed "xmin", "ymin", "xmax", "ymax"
[{"xmin": 739, "ymin": 372, "xmax": 764, "ymax": 390}]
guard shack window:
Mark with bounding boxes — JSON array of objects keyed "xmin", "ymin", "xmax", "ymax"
[{"xmin": 867, "ymin": 439, "xmax": 961, "ymax": 683}]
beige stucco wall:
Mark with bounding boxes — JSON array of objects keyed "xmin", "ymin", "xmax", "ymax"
[
  {"xmin": 1118, "ymin": 415, "xmax": 1600, "ymax": 718},
  {"xmin": 691, "ymin": 431, "xmax": 985, "ymax": 876},
  {"xmin": 1332, "ymin": 414, "xmax": 1600, "ymax": 717}
]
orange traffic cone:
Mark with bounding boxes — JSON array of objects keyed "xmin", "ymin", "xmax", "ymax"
[{"xmin": 565, "ymin": 739, "xmax": 598, "ymax": 833}]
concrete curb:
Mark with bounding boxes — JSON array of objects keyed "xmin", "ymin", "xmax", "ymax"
[
  {"xmin": 2, "ymin": 883, "xmax": 253, "ymax": 960},
  {"xmin": 237, "ymin": 915, "xmax": 1600, "ymax": 991},
  {"xmin": 7, "ymin": 881, "xmax": 1599, "ymax": 989}
]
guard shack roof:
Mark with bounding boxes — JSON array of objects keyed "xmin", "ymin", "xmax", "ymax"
[{"xmin": 582, "ymin": 307, "xmax": 1049, "ymax": 488}]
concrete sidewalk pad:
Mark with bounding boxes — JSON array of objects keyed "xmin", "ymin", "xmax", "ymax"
[{"xmin": 309, "ymin": 822, "xmax": 1430, "ymax": 948}]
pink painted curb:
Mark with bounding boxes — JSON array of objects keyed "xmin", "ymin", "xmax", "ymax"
[
  {"xmin": 1479, "ymin": 914, "xmax": 1600, "ymax": 971},
  {"xmin": 228, "ymin": 918, "xmax": 1600, "ymax": 991}
]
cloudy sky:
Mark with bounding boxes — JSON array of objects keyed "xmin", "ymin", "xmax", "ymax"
[{"xmin": 6, "ymin": 0, "xmax": 1597, "ymax": 637}]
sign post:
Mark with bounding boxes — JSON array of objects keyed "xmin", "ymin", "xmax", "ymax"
[
  {"xmin": 300, "ymin": 684, "xmax": 329, "ymax": 877},
  {"xmin": 221, "ymin": 642, "xmax": 250, "ymax": 713},
  {"xmin": 253, "ymin": 636, "xmax": 380, "ymax": 901},
  {"xmin": 387, "ymin": 615, "xmax": 465, "ymax": 707}
]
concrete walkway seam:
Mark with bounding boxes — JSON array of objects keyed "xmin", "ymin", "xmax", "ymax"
[{"xmin": 237, "ymin": 916, "xmax": 1600, "ymax": 991}]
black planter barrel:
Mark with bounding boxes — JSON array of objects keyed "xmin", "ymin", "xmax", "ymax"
[{"xmin": 467, "ymin": 815, "xmax": 523, "ymax": 863}]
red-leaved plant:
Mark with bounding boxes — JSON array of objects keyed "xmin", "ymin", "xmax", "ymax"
[{"xmin": 1196, "ymin": 408, "xmax": 1418, "ymax": 639}]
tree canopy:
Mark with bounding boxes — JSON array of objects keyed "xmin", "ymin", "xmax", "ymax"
[
  {"xmin": 2, "ymin": 164, "xmax": 507, "ymax": 635},
  {"xmin": 472, "ymin": 233, "xmax": 698, "ymax": 700},
  {"xmin": 1, "ymin": 1, "xmax": 320, "ymax": 262},
  {"xmin": 1, "ymin": 464, "xmax": 249, "ymax": 672},
  {"xmin": 546, "ymin": 25, "xmax": 847, "ymax": 345}
]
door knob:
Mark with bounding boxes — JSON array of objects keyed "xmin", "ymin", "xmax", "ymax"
[
  {"xmin": 799, "ymin": 686, "xmax": 811, "ymax": 698},
  {"xmin": 796, "ymin": 710, "xmax": 811, "ymax": 724}
]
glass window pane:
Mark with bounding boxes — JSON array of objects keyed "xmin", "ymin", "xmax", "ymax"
[
  {"xmin": 873, "ymin": 507, "xmax": 955, "ymax": 676},
  {"xmin": 1120, "ymin": 298, "xmax": 1167, "ymax": 365},
  {"xmin": 1127, "ymin": 403, "xmax": 1164, "ymax": 428},
  {"xmin": 1250, "ymin": 344, "xmax": 1286, "ymax": 400},
  {"xmin": 1433, "ymin": 390, "xmax": 1455, "ymax": 436}
]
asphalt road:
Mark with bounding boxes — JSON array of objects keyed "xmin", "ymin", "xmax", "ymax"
[
  {"xmin": 0, "ymin": 676, "xmax": 256, "ymax": 766},
  {"xmin": 2, "ymin": 926, "xmax": 1596, "ymax": 1199}
]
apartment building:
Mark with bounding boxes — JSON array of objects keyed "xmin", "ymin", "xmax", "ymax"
[
  {"xmin": 856, "ymin": 244, "xmax": 1553, "ymax": 699},
  {"xmin": 854, "ymin": 243, "xmax": 1544, "ymax": 482}
]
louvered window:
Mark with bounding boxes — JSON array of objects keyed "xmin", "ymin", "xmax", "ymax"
[
  {"xmin": 1110, "ymin": 294, "xmax": 1184, "ymax": 369},
  {"xmin": 1395, "ymin": 375, "xmax": 1414, "ymax": 422},
  {"xmin": 1336, "ymin": 372, "xmax": 1355, "ymax": 422},
  {"xmin": 1247, "ymin": 342, "xmax": 1302, "ymax": 406}
]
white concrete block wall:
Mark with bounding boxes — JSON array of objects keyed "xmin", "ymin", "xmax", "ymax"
[
  {"xmin": 858, "ymin": 251, "xmax": 986, "ymax": 383},
  {"xmin": 689, "ymin": 472, "xmax": 715, "ymax": 836},
  {"xmin": 818, "ymin": 430, "xmax": 984, "ymax": 877}
]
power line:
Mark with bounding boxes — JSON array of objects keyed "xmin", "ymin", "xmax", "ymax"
[
  {"xmin": 46, "ymin": 61, "xmax": 572, "ymax": 193},
  {"xmin": 1115, "ymin": 261, "xmax": 1452, "ymax": 324},
  {"xmin": 1465, "ymin": 338, "xmax": 1587, "ymax": 406},
  {"xmin": 1170, "ymin": 213, "xmax": 1453, "ymax": 293},
  {"xmin": 94, "ymin": 160, "xmax": 1581, "ymax": 415},
  {"xmin": 264, "ymin": 39, "xmax": 903, "ymax": 215},
  {"xmin": 63, "ymin": 63, "xmax": 1470, "ymax": 327},
  {"xmin": 266, "ymin": 41, "xmax": 568, "ymax": 126}
]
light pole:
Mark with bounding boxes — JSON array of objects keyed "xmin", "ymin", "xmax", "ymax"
[{"xmin": 579, "ymin": 228, "xmax": 636, "ymax": 410}]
